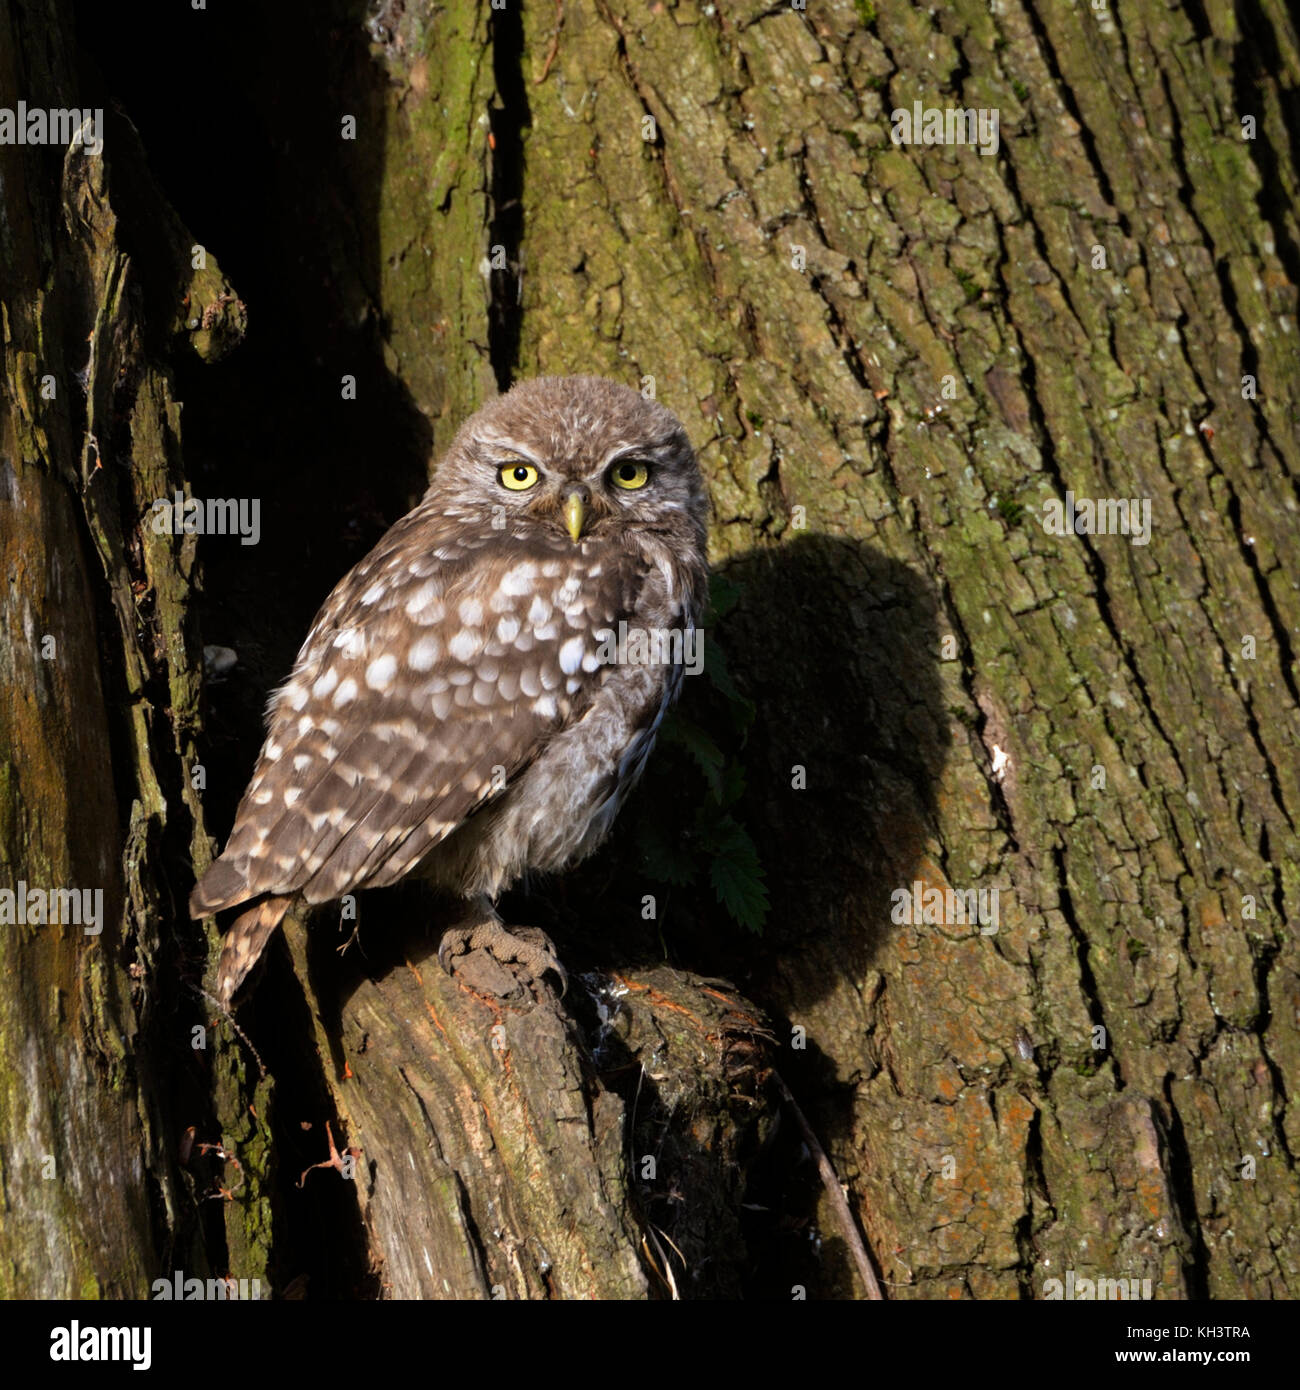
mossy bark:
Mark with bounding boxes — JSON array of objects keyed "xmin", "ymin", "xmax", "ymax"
[
  {"xmin": 505, "ymin": 0, "xmax": 1297, "ymax": 1299},
  {"xmin": 2, "ymin": 0, "xmax": 1297, "ymax": 1300},
  {"xmin": 269, "ymin": 0, "xmax": 1300, "ymax": 1299},
  {"xmin": 0, "ymin": 0, "xmax": 265, "ymax": 1297}
]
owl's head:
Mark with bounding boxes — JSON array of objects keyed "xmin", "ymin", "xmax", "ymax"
[{"xmin": 429, "ymin": 376, "xmax": 707, "ymax": 552}]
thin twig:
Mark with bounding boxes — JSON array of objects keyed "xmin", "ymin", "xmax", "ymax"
[
  {"xmin": 200, "ymin": 987, "xmax": 267, "ymax": 1078},
  {"xmin": 535, "ymin": 0, "xmax": 564, "ymax": 85},
  {"xmin": 771, "ymin": 1069, "xmax": 884, "ymax": 1300}
]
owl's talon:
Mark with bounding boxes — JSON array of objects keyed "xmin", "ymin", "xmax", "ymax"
[{"xmin": 438, "ymin": 921, "xmax": 567, "ymax": 997}]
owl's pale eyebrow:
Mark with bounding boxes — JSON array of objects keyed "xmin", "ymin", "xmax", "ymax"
[
  {"xmin": 602, "ymin": 444, "xmax": 663, "ymax": 467},
  {"xmin": 477, "ymin": 437, "xmax": 544, "ymax": 465}
]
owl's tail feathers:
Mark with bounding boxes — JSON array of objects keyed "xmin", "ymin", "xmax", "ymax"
[
  {"xmin": 190, "ymin": 857, "xmax": 292, "ymax": 1004},
  {"xmin": 189, "ymin": 856, "xmax": 251, "ymax": 919},
  {"xmin": 214, "ymin": 894, "xmax": 294, "ymax": 1007}
]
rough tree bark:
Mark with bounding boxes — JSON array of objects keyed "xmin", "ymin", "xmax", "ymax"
[
  {"xmin": 0, "ymin": 0, "xmax": 253, "ymax": 1296},
  {"xmin": 1, "ymin": 0, "xmax": 1297, "ymax": 1300}
]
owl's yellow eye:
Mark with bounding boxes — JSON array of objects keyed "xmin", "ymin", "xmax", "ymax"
[
  {"xmin": 499, "ymin": 462, "xmax": 541, "ymax": 491},
  {"xmin": 610, "ymin": 460, "xmax": 650, "ymax": 490}
]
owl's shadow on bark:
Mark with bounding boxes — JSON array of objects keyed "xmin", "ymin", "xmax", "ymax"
[
  {"xmin": 549, "ymin": 532, "xmax": 953, "ymax": 1014},
  {"xmin": 574, "ymin": 532, "xmax": 953, "ymax": 1297}
]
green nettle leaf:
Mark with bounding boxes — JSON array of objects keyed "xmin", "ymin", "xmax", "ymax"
[
  {"xmin": 638, "ymin": 811, "xmax": 699, "ymax": 887},
  {"xmin": 636, "ymin": 572, "xmax": 766, "ymax": 932},
  {"xmin": 718, "ymin": 759, "xmax": 747, "ymax": 810},
  {"xmin": 661, "ymin": 715, "xmax": 726, "ymax": 801},
  {"xmin": 700, "ymin": 639, "xmax": 753, "ymax": 720},
  {"xmin": 702, "ymin": 814, "xmax": 769, "ymax": 934}
]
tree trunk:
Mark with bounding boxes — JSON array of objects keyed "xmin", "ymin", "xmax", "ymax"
[
  {"xmin": 0, "ymin": 0, "xmax": 260, "ymax": 1296},
  {"xmin": 1, "ymin": 0, "xmax": 1297, "ymax": 1300}
]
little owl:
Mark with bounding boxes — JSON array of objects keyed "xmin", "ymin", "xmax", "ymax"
[{"xmin": 191, "ymin": 376, "xmax": 708, "ymax": 1003}]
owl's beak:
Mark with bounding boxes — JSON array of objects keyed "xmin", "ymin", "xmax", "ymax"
[{"xmin": 563, "ymin": 491, "xmax": 586, "ymax": 543}]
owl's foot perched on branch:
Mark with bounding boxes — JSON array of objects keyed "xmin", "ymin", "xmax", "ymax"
[{"xmin": 438, "ymin": 919, "xmax": 568, "ymax": 997}]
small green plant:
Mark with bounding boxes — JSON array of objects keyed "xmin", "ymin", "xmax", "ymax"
[
  {"xmin": 996, "ymin": 495, "xmax": 1025, "ymax": 526},
  {"xmin": 855, "ymin": 0, "xmax": 877, "ymax": 26},
  {"xmin": 633, "ymin": 573, "xmax": 769, "ymax": 934},
  {"xmin": 1012, "ymin": 78, "xmax": 1030, "ymax": 101},
  {"xmin": 955, "ymin": 268, "xmax": 981, "ymax": 302}
]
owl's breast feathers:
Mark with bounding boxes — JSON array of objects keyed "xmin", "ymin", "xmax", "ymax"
[{"xmin": 190, "ymin": 510, "xmax": 701, "ymax": 919}]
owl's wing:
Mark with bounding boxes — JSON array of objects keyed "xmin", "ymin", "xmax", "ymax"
[{"xmin": 190, "ymin": 508, "xmax": 641, "ymax": 915}]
